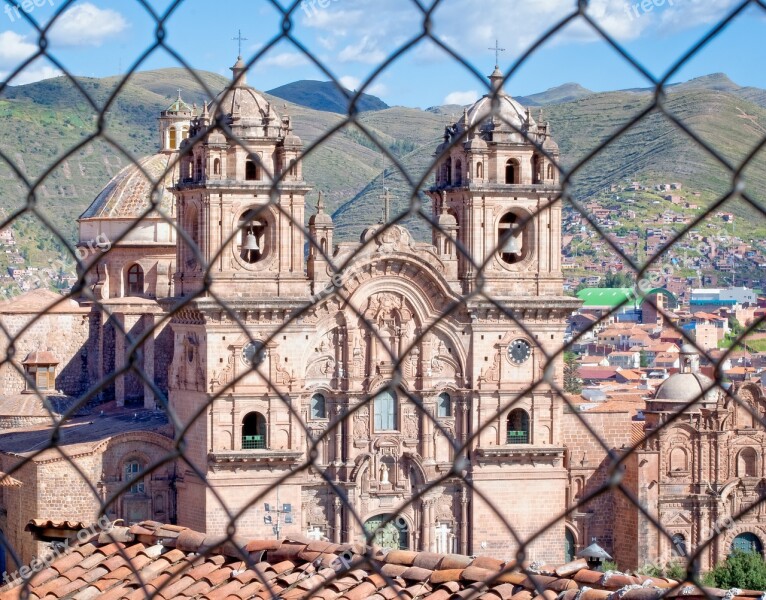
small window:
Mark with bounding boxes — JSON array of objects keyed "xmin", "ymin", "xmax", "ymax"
[
  {"xmin": 437, "ymin": 392, "xmax": 451, "ymax": 418},
  {"xmin": 505, "ymin": 159, "xmax": 518, "ymax": 184},
  {"xmin": 374, "ymin": 389, "xmax": 397, "ymax": 431},
  {"xmin": 454, "ymin": 160, "xmax": 463, "ymax": 186},
  {"xmin": 671, "ymin": 534, "xmax": 687, "ymax": 557},
  {"xmin": 242, "ymin": 412, "xmax": 267, "ymax": 449},
  {"xmin": 507, "ymin": 409, "xmax": 530, "ymax": 444},
  {"xmin": 195, "ymin": 157, "xmax": 202, "ymax": 180},
  {"xmin": 476, "ymin": 162, "xmax": 483, "ymax": 179},
  {"xmin": 124, "ymin": 460, "xmax": 145, "ymax": 494},
  {"xmin": 547, "ymin": 164, "xmax": 554, "ymax": 180},
  {"xmin": 246, "ymin": 159, "xmax": 259, "ymax": 181},
  {"xmin": 127, "ymin": 264, "xmax": 144, "ymax": 296},
  {"xmin": 311, "ymin": 393, "xmax": 327, "ymax": 419},
  {"xmin": 213, "ymin": 158, "xmax": 221, "ymax": 175},
  {"xmin": 445, "ymin": 157, "xmax": 452, "ymax": 186},
  {"xmin": 169, "ymin": 128, "xmax": 177, "ymax": 150}
]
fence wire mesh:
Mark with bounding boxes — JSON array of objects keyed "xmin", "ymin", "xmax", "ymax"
[{"xmin": 0, "ymin": 0, "xmax": 765, "ymax": 598}]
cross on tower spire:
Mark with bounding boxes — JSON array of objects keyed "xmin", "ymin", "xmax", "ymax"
[
  {"xmin": 233, "ymin": 29, "xmax": 248, "ymax": 57},
  {"xmin": 379, "ymin": 188, "xmax": 392, "ymax": 224},
  {"xmin": 489, "ymin": 39, "xmax": 506, "ymax": 67}
]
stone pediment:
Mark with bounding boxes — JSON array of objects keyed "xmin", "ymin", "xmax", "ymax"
[{"xmin": 663, "ymin": 510, "xmax": 692, "ymax": 526}]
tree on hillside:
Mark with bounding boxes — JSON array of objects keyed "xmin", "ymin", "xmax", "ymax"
[
  {"xmin": 564, "ymin": 351, "xmax": 582, "ymax": 395},
  {"xmin": 703, "ymin": 551, "xmax": 766, "ymax": 590},
  {"xmin": 603, "ymin": 271, "xmax": 635, "ymax": 288}
]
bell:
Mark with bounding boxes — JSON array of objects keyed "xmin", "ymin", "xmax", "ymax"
[
  {"xmin": 502, "ymin": 232, "xmax": 521, "ymax": 255},
  {"xmin": 243, "ymin": 231, "xmax": 260, "ymax": 252}
]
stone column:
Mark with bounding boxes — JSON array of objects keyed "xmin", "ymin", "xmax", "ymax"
[
  {"xmin": 143, "ymin": 314, "xmax": 156, "ymax": 409},
  {"xmin": 333, "ymin": 497, "xmax": 342, "ymax": 544},
  {"xmin": 422, "ymin": 499, "xmax": 432, "ymax": 552},
  {"xmin": 333, "ymin": 404, "xmax": 342, "ymax": 465},
  {"xmin": 113, "ymin": 312, "xmax": 125, "ymax": 407},
  {"xmin": 460, "ymin": 488, "xmax": 469, "ymax": 555}
]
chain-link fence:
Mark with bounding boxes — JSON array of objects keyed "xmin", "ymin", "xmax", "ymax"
[{"xmin": 0, "ymin": 0, "xmax": 766, "ymax": 598}]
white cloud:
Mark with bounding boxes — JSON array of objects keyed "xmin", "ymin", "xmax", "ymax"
[
  {"xmin": 255, "ymin": 52, "xmax": 310, "ymax": 69},
  {"xmin": 444, "ymin": 90, "xmax": 479, "ymax": 105},
  {"xmin": 297, "ymin": 0, "xmax": 742, "ymax": 73},
  {"xmin": 656, "ymin": 0, "xmax": 742, "ymax": 31},
  {"xmin": 0, "ymin": 63, "xmax": 61, "ymax": 85},
  {"xmin": 339, "ymin": 75, "xmax": 360, "ymax": 90},
  {"xmin": 338, "ymin": 36, "xmax": 387, "ymax": 64},
  {"xmin": 48, "ymin": 3, "xmax": 128, "ymax": 47},
  {"xmin": 0, "ymin": 31, "xmax": 36, "ymax": 65}
]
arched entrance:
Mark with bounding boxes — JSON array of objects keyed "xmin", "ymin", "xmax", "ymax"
[
  {"xmin": 565, "ymin": 528, "xmax": 576, "ymax": 562},
  {"xmin": 731, "ymin": 532, "xmax": 763, "ymax": 555},
  {"xmin": 364, "ymin": 514, "xmax": 409, "ymax": 550}
]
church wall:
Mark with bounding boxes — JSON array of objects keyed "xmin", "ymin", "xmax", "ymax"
[
  {"xmin": 0, "ymin": 310, "xmax": 90, "ymax": 397},
  {"xmin": 614, "ymin": 450, "xmax": 640, "ymax": 570},
  {"xmin": 470, "ymin": 463, "xmax": 568, "ymax": 563},
  {"xmin": 201, "ymin": 474, "xmax": 303, "ymax": 540},
  {"xmin": 561, "ymin": 408, "xmax": 635, "ymax": 557},
  {"xmin": 0, "ymin": 458, "xmax": 38, "ymax": 569}
]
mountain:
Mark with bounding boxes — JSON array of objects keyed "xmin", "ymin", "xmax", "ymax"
[
  {"xmin": 622, "ymin": 73, "xmax": 766, "ymax": 109},
  {"xmin": 266, "ymin": 80, "xmax": 389, "ymax": 114},
  {"xmin": 0, "ymin": 69, "xmax": 764, "ymax": 263},
  {"xmin": 516, "ymin": 83, "xmax": 594, "ymax": 106}
]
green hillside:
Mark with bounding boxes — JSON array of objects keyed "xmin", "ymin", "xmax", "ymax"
[{"xmin": 0, "ymin": 68, "xmax": 764, "ymax": 262}]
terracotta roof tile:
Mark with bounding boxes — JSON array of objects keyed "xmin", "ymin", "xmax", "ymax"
[{"xmin": 4, "ymin": 519, "xmax": 738, "ymax": 600}]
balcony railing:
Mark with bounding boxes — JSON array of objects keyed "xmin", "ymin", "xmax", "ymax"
[
  {"xmin": 242, "ymin": 435, "xmax": 266, "ymax": 450},
  {"xmin": 507, "ymin": 430, "xmax": 529, "ymax": 445}
]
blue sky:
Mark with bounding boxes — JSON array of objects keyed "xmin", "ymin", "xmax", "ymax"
[{"xmin": 1, "ymin": 0, "xmax": 765, "ymax": 107}]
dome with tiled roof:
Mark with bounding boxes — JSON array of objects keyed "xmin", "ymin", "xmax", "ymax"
[
  {"xmin": 653, "ymin": 344, "xmax": 720, "ymax": 406},
  {"xmin": 79, "ymin": 153, "xmax": 179, "ymax": 219}
]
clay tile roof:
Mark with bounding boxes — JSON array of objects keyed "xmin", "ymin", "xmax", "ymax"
[{"xmin": 1, "ymin": 520, "xmax": 750, "ymax": 600}]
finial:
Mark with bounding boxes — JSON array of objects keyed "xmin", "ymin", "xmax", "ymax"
[
  {"xmin": 231, "ymin": 55, "xmax": 248, "ymax": 86},
  {"xmin": 177, "ymin": 88, "xmax": 182, "ymax": 100},
  {"xmin": 316, "ymin": 191, "xmax": 325, "ymax": 212},
  {"xmin": 233, "ymin": 29, "xmax": 249, "ymax": 57},
  {"xmin": 489, "ymin": 39, "xmax": 506, "ymax": 68},
  {"xmin": 379, "ymin": 187, "xmax": 392, "ymax": 224}
]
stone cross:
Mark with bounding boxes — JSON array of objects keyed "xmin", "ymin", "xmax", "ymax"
[
  {"xmin": 489, "ymin": 39, "xmax": 506, "ymax": 67},
  {"xmin": 233, "ymin": 30, "xmax": 248, "ymax": 56},
  {"xmin": 380, "ymin": 188, "xmax": 392, "ymax": 223}
]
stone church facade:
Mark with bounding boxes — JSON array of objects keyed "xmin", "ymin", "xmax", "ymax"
[{"xmin": 1, "ymin": 57, "xmax": 764, "ymax": 572}]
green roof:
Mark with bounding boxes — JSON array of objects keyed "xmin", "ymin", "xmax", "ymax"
[{"xmin": 577, "ymin": 288, "xmax": 640, "ymax": 309}]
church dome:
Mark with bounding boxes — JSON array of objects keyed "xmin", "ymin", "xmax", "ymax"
[
  {"xmin": 653, "ymin": 345, "xmax": 719, "ymax": 405},
  {"xmin": 463, "ymin": 93, "xmax": 530, "ymax": 133},
  {"xmin": 654, "ymin": 372, "xmax": 718, "ymax": 403},
  {"xmin": 80, "ymin": 153, "xmax": 178, "ymax": 219},
  {"xmin": 211, "ymin": 56, "xmax": 280, "ymax": 131}
]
